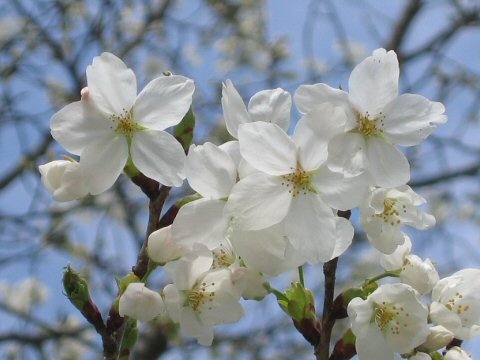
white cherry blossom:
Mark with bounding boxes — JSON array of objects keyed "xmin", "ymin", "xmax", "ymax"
[
  {"xmin": 348, "ymin": 283, "xmax": 429, "ymax": 360},
  {"xmin": 38, "ymin": 160, "xmax": 88, "ymax": 201},
  {"xmin": 419, "ymin": 325, "xmax": 454, "ymax": 352},
  {"xmin": 163, "ymin": 244, "xmax": 244, "ymax": 345},
  {"xmin": 224, "ymin": 121, "xmax": 360, "ymax": 263},
  {"xmin": 430, "ymin": 268, "xmax": 480, "ymax": 340},
  {"xmin": 147, "ymin": 225, "xmax": 187, "ymax": 265},
  {"xmin": 361, "ymin": 185, "xmax": 435, "ymax": 254},
  {"xmin": 51, "ymin": 52, "xmax": 194, "ymax": 194},
  {"xmin": 295, "ymin": 48, "xmax": 446, "ymax": 188}
]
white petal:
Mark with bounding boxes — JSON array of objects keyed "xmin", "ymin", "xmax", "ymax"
[
  {"xmin": 180, "ymin": 307, "xmax": 214, "ymax": 345},
  {"xmin": 328, "ymin": 133, "xmax": 368, "ymax": 177},
  {"xmin": 131, "ymin": 130, "xmax": 186, "ymax": 187},
  {"xmin": 224, "ymin": 172, "xmax": 291, "ymax": 230},
  {"xmin": 330, "ymin": 217, "xmax": 354, "ymax": 259},
  {"xmin": 163, "ymin": 284, "xmax": 183, "ymax": 322},
  {"xmin": 349, "ymin": 48, "xmax": 399, "ymax": 116},
  {"xmin": 380, "ymin": 234, "xmax": 412, "ymax": 271},
  {"xmin": 238, "ymin": 122, "xmax": 296, "ymax": 175},
  {"xmin": 383, "ymin": 94, "xmax": 447, "ymax": 146},
  {"xmin": 292, "ymin": 118, "xmax": 328, "ymax": 171},
  {"xmin": 362, "ymin": 217, "xmax": 405, "ymax": 254},
  {"xmin": 185, "ymin": 143, "xmax": 236, "ymax": 199},
  {"xmin": 221, "ymin": 79, "xmax": 250, "ymax": 138},
  {"xmin": 80, "ymin": 136, "xmax": 129, "ymax": 195},
  {"xmin": 50, "ymin": 101, "xmax": 113, "ymax": 155},
  {"xmin": 366, "ymin": 137, "xmax": 410, "ymax": 188},
  {"xmin": 172, "ymin": 199, "xmax": 229, "ymax": 250},
  {"xmin": 147, "ymin": 226, "xmax": 187, "ymax": 265},
  {"xmin": 219, "ymin": 140, "xmax": 242, "ymax": 168},
  {"xmin": 86, "ymin": 52, "xmax": 137, "ymax": 114},
  {"xmin": 313, "ymin": 166, "xmax": 369, "ymax": 210},
  {"xmin": 134, "ymin": 75, "xmax": 194, "ymax": 130},
  {"xmin": 284, "ymin": 194, "xmax": 337, "ymax": 264},
  {"xmin": 230, "ymin": 224, "xmax": 305, "ymax": 276},
  {"xmin": 300, "ymin": 102, "xmax": 350, "ymax": 139},
  {"xmin": 248, "ymin": 88, "xmax": 291, "ymax": 131},
  {"xmin": 119, "ymin": 283, "xmax": 165, "ymax": 322},
  {"xmin": 355, "ymin": 326, "xmax": 395, "ymax": 360},
  {"xmin": 294, "ymin": 83, "xmax": 351, "ymax": 116}
]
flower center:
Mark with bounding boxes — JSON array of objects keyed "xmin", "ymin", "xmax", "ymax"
[
  {"xmin": 185, "ymin": 281, "xmax": 216, "ymax": 314},
  {"xmin": 357, "ymin": 111, "xmax": 385, "ymax": 137},
  {"xmin": 281, "ymin": 166, "xmax": 314, "ymax": 197},
  {"xmin": 444, "ymin": 292, "xmax": 476, "ymax": 326},
  {"xmin": 373, "ymin": 302, "xmax": 409, "ymax": 335},
  {"xmin": 375, "ymin": 198, "xmax": 404, "ymax": 226},
  {"xmin": 212, "ymin": 243, "xmax": 236, "ymax": 268},
  {"xmin": 110, "ymin": 109, "xmax": 140, "ymax": 138}
]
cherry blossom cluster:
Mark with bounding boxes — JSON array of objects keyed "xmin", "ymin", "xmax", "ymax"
[{"xmin": 40, "ymin": 49, "xmax": 479, "ymax": 359}]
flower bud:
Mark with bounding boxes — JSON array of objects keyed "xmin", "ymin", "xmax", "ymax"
[
  {"xmin": 147, "ymin": 226, "xmax": 186, "ymax": 265},
  {"xmin": 278, "ymin": 282, "xmax": 316, "ymax": 321},
  {"xmin": 119, "ymin": 283, "xmax": 165, "ymax": 322},
  {"xmin": 400, "ymin": 255, "xmax": 439, "ymax": 294},
  {"xmin": 444, "ymin": 347, "xmax": 472, "ymax": 360},
  {"xmin": 419, "ymin": 325, "xmax": 454, "ymax": 352},
  {"xmin": 39, "ymin": 160, "xmax": 88, "ymax": 201}
]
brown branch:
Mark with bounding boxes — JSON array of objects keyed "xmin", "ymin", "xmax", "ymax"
[
  {"xmin": 386, "ymin": 0, "xmax": 424, "ymax": 53},
  {"xmin": 410, "ymin": 161, "xmax": 480, "ymax": 187}
]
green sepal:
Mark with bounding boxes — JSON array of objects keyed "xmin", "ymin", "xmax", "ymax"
[
  {"xmin": 174, "ymin": 107, "xmax": 195, "ymax": 152},
  {"xmin": 362, "ymin": 281, "xmax": 378, "ymax": 296},
  {"xmin": 119, "ymin": 318, "xmax": 139, "ymax": 355},
  {"xmin": 124, "ymin": 157, "xmax": 141, "ymax": 178},
  {"xmin": 117, "ymin": 272, "xmax": 141, "ymax": 294},
  {"xmin": 62, "ymin": 265, "xmax": 91, "ymax": 310},
  {"xmin": 278, "ymin": 282, "xmax": 316, "ymax": 321},
  {"xmin": 430, "ymin": 352, "xmax": 443, "ymax": 360}
]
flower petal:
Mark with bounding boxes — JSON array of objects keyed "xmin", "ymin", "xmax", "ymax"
[
  {"xmin": 224, "ymin": 172, "xmax": 291, "ymax": 230},
  {"xmin": 80, "ymin": 135, "xmax": 128, "ymax": 195},
  {"xmin": 327, "ymin": 133, "xmax": 368, "ymax": 177},
  {"xmin": 349, "ymin": 48, "xmax": 399, "ymax": 116},
  {"xmin": 294, "ymin": 83, "xmax": 351, "ymax": 116},
  {"xmin": 366, "ymin": 137, "xmax": 410, "ymax": 188},
  {"xmin": 382, "ymin": 94, "xmax": 447, "ymax": 146},
  {"xmin": 172, "ymin": 199, "xmax": 229, "ymax": 250},
  {"xmin": 134, "ymin": 75, "xmax": 194, "ymax": 130},
  {"xmin": 86, "ymin": 52, "xmax": 137, "ymax": 114},
  {"xmin": 248, "ymin": 88, "xmax": 291, "ymax": 131},
  {"xmin": 284, "ymin": 194, "xmax": 337, "ymax": 264},
  {"xmin": 131, "ymin": 130, "xmax": 186, "ymax": 187},
  {"xmin": 238, "ymin": 122, "xmax": 296, "ymax": 175},
  {"xmin": 221, "ymin": 80, "xmax": 250, "ymax": 138},
  {"xmin": 185, "ymin": 143, "xmax": 236, "ymax": 199},
  {"xmin": 50, "ymin": 101, "xmax": 113, "ymax": 155},
  {"xmin": 292, "ymin": 118, "xmax": 328, "ymax": 171},
  {"xmin": 330, "ymin": 217, "xmax": 354, "ymax": 259},
  {"xmin": 313, "ymin": 166, "xmax": 368, "ymax": 210},
  {"xmin": 355, "ymin": 326, "xmax": 395, "ymax": 360}
]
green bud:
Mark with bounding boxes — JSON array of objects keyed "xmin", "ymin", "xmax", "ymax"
[
  {"xmin": 62, "ymin": 265, "xmax": 91, "ymax": 310},
  {"xmin": 430, "ymin": 352, "xmax": 442, "ymax": 360},
  {"xmin": 278, "ymin": 282, "xmax": 316, "ymax": 321}
]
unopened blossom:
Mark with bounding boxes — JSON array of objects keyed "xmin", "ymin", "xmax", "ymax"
[
  {"xmin": 221, "ymin": 79, "xmax": 291, "ymax": 139},
  {"xmin": 348, "ymin": 283, "xmax": 429, "ymax": 360},
  {"xmin": 444, "ymin": 347, "xmax": 472, "ymax": 360},
  {"xmin": 225, "ymin": 120, "xmax": 362, "ymax": 263},
  {"xmin": 400, "ymin": 255, "xmax": 439, "ymax": 294},
  {"xmin": 430, "ymin": 268, "xmax": 480, "ymax": 340},
  {"xmin": 419, "ymin": 325, "xmax": 454, "ymax": 352},
  {"xmin": 38, "ymin": 160, "xmax": 88, "ymax": 201},
  {"xmin": 118, "ymin": 283, "xmax": 165, "ymax": 322},
  {"xmin": 51, "ymin": 52, "xmax": 194, "ymax": 194},
  {"xmin": 409, "ymin": 353, "xmax": 431, "ymax": 360},
  {"xmin": 361, "ymin": 185, "xmax": 435, "ymax": 254},
  {"xmin": 163, "ymin": 244, "xmax": 244, "ymax": 345},
  {"xmin": 295, "ymin": 48, "xmax": 446, "ymax": 188},
  {"xmin": 147, "ymin": 225, "xmax": 187, "ymax": 265}
]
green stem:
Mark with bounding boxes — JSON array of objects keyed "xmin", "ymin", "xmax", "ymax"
[
  {"xmin": 298, "ymin": 266, "xmax": 305, "ymax": 287},
  {"xmin": 363, "ymin": 270, "xmax": 401, "ymax": 286}
]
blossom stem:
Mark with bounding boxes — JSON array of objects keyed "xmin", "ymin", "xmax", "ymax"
[
  {"xmin": 363, "ymin": 270, "xmax": 401, "ymax": 287},
  {"xmin": 298, "ymin": 266, "xmax": 305, "ymax": 287}
]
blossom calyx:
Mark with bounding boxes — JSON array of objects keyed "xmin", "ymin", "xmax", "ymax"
[{"xmin": 278, "ymin": 282, "xmax": 317, "ymax": 322}]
